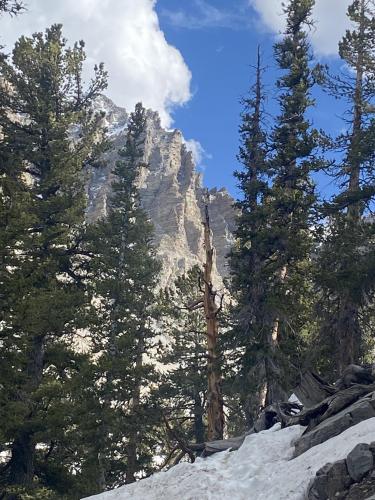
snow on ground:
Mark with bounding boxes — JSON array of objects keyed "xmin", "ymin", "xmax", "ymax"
[{"xmin": 84, "ymin": 418, "xmax": 375, "ymax": 500}]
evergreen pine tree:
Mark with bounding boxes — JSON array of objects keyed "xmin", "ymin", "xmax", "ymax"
[
  {"xmin": 316, "ymin": 0, "xmax": 375, "ymax": 373},
  {"xmin": 266, "ymin": 0, "xmax": 318, "ymax": 398},
  {"xmin": 158, "ymin": 266, "xmax": 208, "ymax": 455},
  {"xmin": 228, "ymin": 48, "xmax": 274, "ymax": 426},
  {"xmin": 0, "ymin": 25, "xmax": 107, "ymax": 498},
  {"xmin": 74, "ymin": 103, "xmax": 162, "ymax": 494},
  {"xmin": 229, "ymin": 0, "xmax": 319, "ymax": 426}
]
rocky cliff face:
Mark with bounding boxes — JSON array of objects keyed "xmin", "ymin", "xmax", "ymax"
[{"xmin": 87, "ymin": 96, "xmax": 236, "ymax": 288}]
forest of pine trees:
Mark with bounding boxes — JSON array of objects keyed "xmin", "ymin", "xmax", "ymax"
[{"xmin": 0, "ymin": 0, "xmax": 374, "ymax": 498}]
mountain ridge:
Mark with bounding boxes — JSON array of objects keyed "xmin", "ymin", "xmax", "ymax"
[{"xmin": 86, "ymin": 95, "xmax": 236, "ymax": 288}]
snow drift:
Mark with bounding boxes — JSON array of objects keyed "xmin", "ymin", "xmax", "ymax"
[{"xmin": 83, "ymin": 418, "xmax": 375, "ymax": 500}]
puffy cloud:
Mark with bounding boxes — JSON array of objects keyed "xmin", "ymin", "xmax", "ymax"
[
  {"xmin": 249, "ymin": 0, "xmax": 352, "ymax": 57},
  {"xmin": 0, "ymin": 0, "xmax": 192, "ymax": 126}
]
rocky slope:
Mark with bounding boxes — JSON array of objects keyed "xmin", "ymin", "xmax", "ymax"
[{"xmin": 86, "ymin": 96, "xmax": 236, "ymax": 288}]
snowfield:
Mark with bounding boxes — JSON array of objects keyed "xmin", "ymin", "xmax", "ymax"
[{"xmin": 84, "ymin": 418, "xmax": 375, "ymax": 500}]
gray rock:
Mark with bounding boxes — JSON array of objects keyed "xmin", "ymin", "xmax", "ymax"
[
  {"xmin": 368, "ymin": 442, "xmax": 375, "ymax": 459},
  {"xmin": 346, "ymin": 477, "xmax": 375, "ymax": 499},
  {"xmin": 295, "ymin": 398, "xmax": 375, "ymax": 456},
  {"xmin": 347, "ymin": 444, "xmax": 374, "ymax": 482},
  {"xmin": 308, "ymin": 461, "xmax": 352, "ymax": 500},
  {"xmin": 308, "ymin": 475, "xmax": 328, "ymax": 499},
  {"xmin": 327, "ymin": 460, "xmax": 353, "ymax": 496},
  {"xmin": 351, "ymin": 401, "xmax": 375, "ymax": 426},
  {"xmin": 295, "ymin": 412, "xmax": 352, "ymax": 456}
]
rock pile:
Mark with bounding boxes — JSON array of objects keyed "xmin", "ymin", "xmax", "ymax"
[{"xmin": 308, "ymin": 442, "xmax": 375, "ymax": 499}]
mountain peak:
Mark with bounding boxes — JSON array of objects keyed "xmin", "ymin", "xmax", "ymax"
[{"xmin": 87, "ymin": 95, "xmax": 236, "ymax": 287}]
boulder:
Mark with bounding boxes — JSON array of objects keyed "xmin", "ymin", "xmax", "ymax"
[
  {"xmin": 295, "ymin": 398, "xmax": 375, "ymax": 456},
  {"xmin": 295, "ymin": 411, "xmax": 352, "ymax": 456},
  {"xmin": 347, "ymin": 444, "xmax": 374, "ymax": 482},
  {"xmin": 308, "ymin": 460, "xmax": 352, "ymax": 500},
  {"xmin": 351, "ymin": 401, "xmax": 375, "ymax": 426}
]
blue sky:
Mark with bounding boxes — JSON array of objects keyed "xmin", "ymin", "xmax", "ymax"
[
  {"xmin": 155, "ymin": 0, "xmax": 350, "ymax": 200},
  {"xmin": 0, "ymin": 0, "xmax": 352, "ymax": 201}
]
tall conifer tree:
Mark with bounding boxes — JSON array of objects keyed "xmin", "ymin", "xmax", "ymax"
[
  {"xmin": 316, "ymin": 0, "xmax": 375, "ymax": 373},
  {"xmin": 266, "ymin": 0, "xmax": 317, "ymax": 396},
  {"xmin": 0, "ymin": 25, "xmax": 107, "ymax": 498},
  {"xmin": 75, "ymin": 103, "xmax": 161, "ymax": 494},
  {"xmin": 158, "ymin": 266, "xmax": 208, "ymax": 453},
  {"xmin": 230, "ymin": 0, "xmax": 318, "ymax": 425},
  {"xmin": 229, "ymin": 49, "xmax": 274, "ymax": 425}
]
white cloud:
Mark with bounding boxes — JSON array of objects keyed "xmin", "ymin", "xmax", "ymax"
[
  {"xmin": 249, "ymin": 0, "xmax": 352, "ymax": 57},
  {"xmin": 0, "ymin": 0, "xmax": 192, "ymax": 127},
  {"xmin": 184, "ymin": 138, "xmax": 212, "ymax": 167}
]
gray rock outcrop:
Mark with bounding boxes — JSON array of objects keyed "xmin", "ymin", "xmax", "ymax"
[
  {"xmin": 86, "ymin": 96, "xmax": 236, "ymax": 288},
  {"xmin": 295, "ymin": 395, "xmax": 375, "ymax": 457},
  {"xmin": 308, "ymin": 441, "xmax": 375, "ymax": 500}
]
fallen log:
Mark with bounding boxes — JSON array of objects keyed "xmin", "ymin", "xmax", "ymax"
[
  {"xmin": 279, "ymin": 382, "xmax": 375, "ymax": 431},
  {"xmin": 335, "ymin": 364, "xmax": 375, "ymax": 390},
  {"xmin": 189, "ymin": 402, "xmax": 302, "ymax": 457},
  {"xmin": 254, "ymin": 402, "xmax": 302, "ymax": 433},
  {"xmin": 189, "ymin": 434, "xmax": 251, "ymax": 457},
  {"xmin": 294, "ymin": 370, "xmax": 336, "ymax": 408}
]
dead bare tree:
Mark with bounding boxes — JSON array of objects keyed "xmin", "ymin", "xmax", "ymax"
[
  {"xmin": 180, "ymin": 192, "xmax": 225, "ymax": 442},
  {"xmin": 202, "ymin": 191, "xmax": 225, "ymax": 441}
]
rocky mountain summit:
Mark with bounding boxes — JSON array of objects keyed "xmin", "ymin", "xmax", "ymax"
[{"xmin": 86, "ymin": 96, "xmax": 236, "ymax": 288}]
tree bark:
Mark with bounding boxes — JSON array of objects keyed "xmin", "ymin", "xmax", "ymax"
[
  {"xmin": 337, "ymin": 298, "xmax": 362, "ymax": 373},
  {"xmin": 203, "ymin": 197, "xmax": 224, "ymax": 441},
  {"xmin": 8, "ymin": 431, "xmax": 34, "ymax": 487},
  {"xmin": 193, "ymin": 391, "xmax": 205, "ymax": 444},
  {"xmin": 8, "ymin": 335, "xmax": 44, "ymax": 487},
  {"xmin": 264, "ymin": 265, "xmax": 288, "ymax": 406},
  {"xmin": 125, "ymin": 333, "xmax": 143, "ymax": 484}
]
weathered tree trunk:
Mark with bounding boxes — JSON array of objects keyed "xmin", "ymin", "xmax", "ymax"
[
  {"xmin": 8, "ymin": 431, "xmax": 34, "ymax": 487},
  {"xmin": 193, "ymin": 391, "xmax": 205, "ymax": 444},
  {"xmin": 337, "ymin": 298, "xmax": 362, "ymax": 373},
  {"xmin": 203, "ymin": 198, "xmax": 224, "ymax": 441},
  {"xmin": 294, "ymin": 370, "xmax": 336, "ymax": 408},
  {"xmin": 242, "ymin": 358, "xmax": 267, "ymax": 428},
  {"xmin": 264, "ymin": 265, "xmax": 288, "ymax": 406},
  {"xmin": 8, "ymin": 335, "xmax": 44, "ymax": 487},
  {"xmin": 96, "ymin": 451, "xmax": 107, "ymax": 493},
  {"xmin": 281, "ymin": 382, "xmax": 375, "ymax": 430},
  {"xmin": 125, "ymin": 334, "xmax": 143, "ymax": 484}
]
